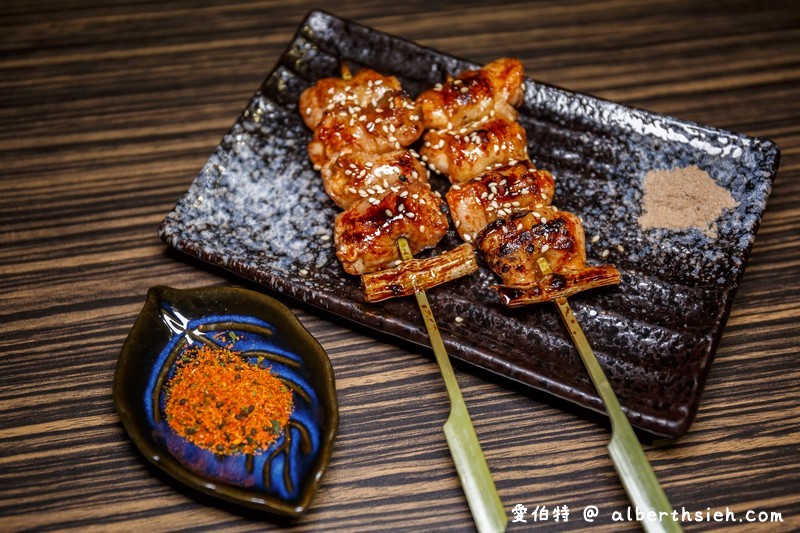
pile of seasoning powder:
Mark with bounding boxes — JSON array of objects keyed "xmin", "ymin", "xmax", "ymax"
[
  {"xmin": 165, "ymin": 343, "xmax": 293, "ymax": 455},
  {"xmin": 638, "ymin": 165, "xmax": 738, "ymax": 238}
]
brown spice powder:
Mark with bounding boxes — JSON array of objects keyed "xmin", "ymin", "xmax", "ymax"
[{"xmin": 638, "ymin": 165, "xmax": 738, "ymax": 238}]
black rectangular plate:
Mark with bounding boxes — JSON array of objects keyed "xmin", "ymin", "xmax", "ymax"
[{"xmin": 159, "ymin": 10, "xmax": 779, "ymax": 437}]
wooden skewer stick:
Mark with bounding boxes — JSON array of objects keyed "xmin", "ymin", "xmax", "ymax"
[
  {"xmin": 536, "ymin": 257, "xmax": 681, "ymax": 533},
  {"xmin": 398, "ymin": 237, "xmax": 507, "ymax": 533}
]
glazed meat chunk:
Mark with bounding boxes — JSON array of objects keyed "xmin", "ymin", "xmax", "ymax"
[
  {"xmin": 321, "ymin": 150, "xmax": 429, "ymax": 210},
  {"xmin": 308, "ymin": 91, "xmax": 423, "ymax": 169},
  {"xmin": 334, "ymin": 181, "xmax": 449, "ymax": 275},
  {"xmin": 475, "ymin": 208, "xmax": 620, "ymax": 305},
  {"xmin": 299, "ymin": 68, "xmax": 403, "ymax": 130},
  {"xmin": 446, "ymin": 161, "xmax": 555, "ymax": 242},
  {"xmin": 415, "ymin": 58, "xmax": 524, "ymax": 130},
  {"xmin": 419, "ymin": 117, "xmax": 528, "ymax": 184}
]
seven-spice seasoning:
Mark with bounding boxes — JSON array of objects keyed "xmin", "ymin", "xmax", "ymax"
[{"xmin": 164, "ymin": 342, "xmax": 293, "ymax": 455}]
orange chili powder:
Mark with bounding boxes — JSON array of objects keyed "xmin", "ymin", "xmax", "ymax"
[{"xmin": 164, "ymin": 343, "xmax": 293, "ymax": 455}]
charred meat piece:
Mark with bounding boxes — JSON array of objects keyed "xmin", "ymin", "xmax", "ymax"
[
  {"xmin": 475, "ymin": 208, "xmax": 620, "ymax": 305},
  {"xmin": 308, "ymin": 91, "xmax": 423, "ymax": 169},
  {"xmin": 334, "ymin": 181, "xmax": 449, "ymax": 275},
  {"xmin": 321, "ymin": 150, "xmax": 429, "ymax": 210},
  {"xmin": 299, "ymin": 68, "xmax": 403, "ymax": 130},
  {"xmin": 416, "ymin": 58, "xmax": 524, "ymax": 130},
  {"xmin": 361, "ymin": 243, "xmax": 478, "ymax": 302},
  {"xmin": 419, "ymin": 117, "xmax": 528, "ymax": 184},
  {"xmin": 446, "ymin": 161, "xmax": 555, "ymax": 243}
]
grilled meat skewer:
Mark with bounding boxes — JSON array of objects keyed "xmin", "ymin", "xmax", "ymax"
[
  {"xmin": 299, "ymin": 67, "xmax": 476, "ymax": 289},
  {"xmin": 415, "ymin": 59, "xmax": 619, "ymax": 303}
]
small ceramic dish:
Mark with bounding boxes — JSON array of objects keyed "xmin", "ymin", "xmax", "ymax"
[{"xmin": 114, "ymin": 286, "xmax": 338, "ymax": 517}]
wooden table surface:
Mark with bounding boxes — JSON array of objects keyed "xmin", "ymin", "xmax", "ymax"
[{"xmin": 2, "ymin": 1, "xmax": 798, "ymax": 531}]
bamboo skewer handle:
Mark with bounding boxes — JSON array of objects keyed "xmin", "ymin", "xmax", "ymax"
[
  {"xmin": 398, "ymin": 237, "xmax": 507, "ymax": 533},
  {"xmin": 536, "ymin": 258, "xmax": 681, "ymax": 533}
]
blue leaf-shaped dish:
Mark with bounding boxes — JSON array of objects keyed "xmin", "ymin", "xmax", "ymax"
[{"xmin": 114, "ymin": 286, "xmax": 338, "ymax": 517}]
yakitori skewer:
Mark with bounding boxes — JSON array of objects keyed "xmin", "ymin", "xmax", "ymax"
[
  {"xmin": 300, "ymin": 64, "xmax": 506, "ymax": 533},
  {"xmin": 416, "ymin": 58, "xmax": 680, "ymax": 533}
]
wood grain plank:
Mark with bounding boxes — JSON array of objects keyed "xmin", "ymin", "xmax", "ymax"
[{"xmin": 1, "ymin": 0, "xmax": 798, "ymax": 531}]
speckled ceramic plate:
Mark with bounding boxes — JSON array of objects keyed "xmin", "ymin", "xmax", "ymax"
[
  {"xmin": 158, "ymin": 11, "xmax": 779, "ymax": 437},
  {"xmin": 114, "ymin": 286, "xmax": 338, "ymax": 517}
]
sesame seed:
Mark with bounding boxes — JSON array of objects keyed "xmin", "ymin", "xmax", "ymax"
[
  {"xmin": 420, "ymin": 225, "xmax": 426, "ymax": 233},
  {"xmin": 385, "ymin": 209, "xmax": 393, "ymax": 217},
  {"xmin": 591, "ymin": 235, "xmax": 600, "ymax": 243},
  {"xmin": 616, "ymin": 244, "xmax": 625, "ymax": 252},
  {"xmin": 601, "ymin": 249, "xmax": 610, "ymax": 258},
  {"xmin": 406, "ymin": 211, "xmax": 416, "ymax": 219},
  {"xmin": 452, "ymin": 184, "xmax": 461, "ymax": 190},
  {"xmin": 321, "ymin": 234, "xmax": 330, "ymax": 241},
  {"xmin": 299, "ymin": 269, "xmax": 309, "ymax": 276},
  {"xmin": 400, "ymin": 190, "xmax": 409, "ymax": 198},
  {"xmin": 463, "ymin": 233, "xmax": 472, "ymax": 242},
  {"xmin": 455, "ymin": 219, "xmax": 461, "ymax": 228},
  {"xmin": 348, "ymin": 187, "xmax": 357, "ymax": 194},
  {"xmin": 541, "ymin": 244, "xmax": 550, "ymax": 253},
  {"xmin": 541, "ymin": 217, "xmax": 548, "ymax": 224},
  {"xmin": 516, "ymin": 223, "xmax": 523, "ymax": 230},
  {"xmin": 455, "ymin": 316, "xmax": 464, "ymax": 323}
]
